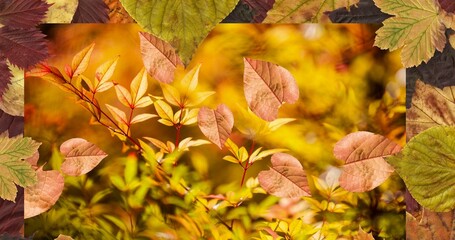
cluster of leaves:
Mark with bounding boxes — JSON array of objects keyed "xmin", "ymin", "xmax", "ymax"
[{"xmin": 24, "ymin": 25, "xmax": 406, "ymax": 239}]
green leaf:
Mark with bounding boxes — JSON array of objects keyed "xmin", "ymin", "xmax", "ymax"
[
  {"xmin": 119, "ymin": 0, "xmax": 239, "ymax": 65},
  {"xmin": 374, "ymin": 0, "xmax": 447, "ymax": 67},
  {"xmin": 0, "ymin": 136, "xmax": 41, "ymax": 159},
  {"xmin": 264, "ymin": 0, "xmax": 359, "ymax": 23},
  {"xmin": 386, "ymin": 126, "xmax": 455, "ymax": 212}
]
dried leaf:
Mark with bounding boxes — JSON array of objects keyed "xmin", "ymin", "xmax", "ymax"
[
  {"xmin": 374, "ymin": 0, "xmax": 447, "ymax": 67},
  {"xmin": 406, "ymin": 210, "xmax": 454, "ymax": 240},
  {"xmin": 0, "ymin": 0, "xmax": 50, "ymax": 28},
  {"xmin": 45, "ymin": 0, "xmax": 78, "ymax": 23},
  {"xmin": 243, "ymin": 58, "xmax": 299, "ymax": 121},
  {"xmin": 258, "ymin": 153, "xmax": 311, "ymax": 198},
  {"xmin": 328, "ymin": 0, "xmax": 391, "ymax": 23},
  {"xmin": 0, "ymin": 110, "xmax": 23, "ymax": 137},
  {"xmin": 387, "ymin": 126, "xmax": 455, "ymax": 212},
  {"xmin": 354, "ymin": 227, "xmax": 375, "ymax": 240},
  {"xmin": 24, "ymin": 168, "xmax": 64, "ymax": 219},
  {"xmin": 223, "ymin": 0, "xmax": 275, "ymax": 23},
  {"xmin": 60, "ymin": 138, "xmax": 108, "ymax": 176},
  {"xmin": 197, "ymin": 104, "xmax": 234, "ymax": 149},
  {"xmin": 0, "ymin": 57, "xmax": 12, "ymax": 99},
  {"xmin": 0, "ymin": 187, "xmax": 24, "ymax": 236},
  {"xmin": 439, "ymin": 0, "xmax": 455, "ymax": 13},
  {"xmin": 120, "ymin": 0, "xmax": 239, "ymax": 65},
  {"xmin": 0, "ymin": 64, "xmax": 24, "ymax": 116},
  {"xmin": 0, "ymin": 27, "xmax": 48, "ymax": 70},
  {"xmin": 407, "ymin": 80, "xmax": 455, "ymax": 140},
  {"xmin": 264, "ymin": 0, "xmax": 359, "ymax": 23},
  {"xmin": 334, "ymin": 131, "xmax": 401, "ymax": 192},
  {"xmin": 71, "ymin": 0, "xmax": 109, "ymax": 23},
  {"xmin": 139, "ymin": 32, "xmax": 183, "ymax": 84}
]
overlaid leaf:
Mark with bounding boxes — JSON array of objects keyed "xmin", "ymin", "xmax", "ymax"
[
  {"xmin": 0, "ymin": 187, "xmax": 24, "ymax": 236},
  {"xmin": 407, "ymin": 210, "xmax": 455, "ymax": 240},
  {"xmin": 24, "ymin": 168, "xmax": 64, "ymax": 219},
  {"xmin": 328, "ymin": 0, "xmax": 391, "ymax": 23},
  {"xmin": 407, "ymin": 80, "xmax": 455, "ymax": 139},
  {"xmin": 263, "ymin": 0, "xmax": 359, "ymax": 23},
  {"xmin": 71, "ymin": 43, "xmax": 95, "ymax": 77},
  {"xmin": 354, "ymin": 227, "xmax": 375, "ymax": 240},
  {"xmin": 439, "ymin": 0, "xmax": 455, "ymax": 13},
  {"xmin": 0, "ymin": 27, "xmax": 48, "ymax": 69},
  {"xmin": 0, "ymin": 136, "xmax": 40, "ymax": 160},
  {"xmin": 59, "ymin": 138, "xmax": 108, "ymax": 176},
  {"xmin": 198, "ymin": 104, "xmax": 234, "ymax": 149},
  {"xmin": 333, "ymin": 131, "xmax": 401, "ymax": 192},
  {"xmin": 0, "ymin": 110, "xmax": 23, "ymax": 137},
  {"xmin": 119, "ymin": 0, "xmax": 239, "ymax": 65},
  {"xmin": 0, "ymin": 57, "xmax": 12, "ymax": 97},
  {"xmin": 243, "ymin": 58, "xmax": 299, "ymax": 121},
  {"xmin": 45, "ymin": 0, "xmax": 78, "ymax": 23},
  {"xmin": 0, "ymin": 0, "xmax": 50, "ymax": 28},
  {"xmin": 0, "ymin": 64, "xmax": 24, "ymax": 116},
  {"xmin": 374, "ymin": 0, "xmax": 447, "ymax": 67},
  {"xmin": 258, "ymin": 153, "xmax": 311, "ymax": 198},
  {"xmin": 223, "ymin": 0, "xmax": 275, "ymax": 23},
  {"xmin": 386, "ymin": 126, "xmax": 455, "ymax": 212},
  {"xmin": 139, "ymin": 32, "xmax": 183, "ymax": 84},
  {"xmin": 71, "ymin": 0, "xmax": 109, "ymax": 23}
]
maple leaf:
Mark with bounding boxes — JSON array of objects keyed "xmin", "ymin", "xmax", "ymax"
[
  {"xmin": 0, "ymin": 57, "xmax": 12, "ymax": 97},
  {"xmin": 0, "ymin": 27, "xmax": 48, "ymax": 70},
  {"xmin": 374, "ymin": 0, "xmax": 448, "ymax": 67},
  {"xmin": 0, "ymin": 110, "xmax": 23, "ymax": 137},
  {"xmin": 0, "ymin": 0, "xmax": 50, "ymax": 28},
  {"xmin": 0, "ymin": 187, "xmax": 23, "ymax": 236},
  {"xmin": 72, "ymin": 0, "xmax": 109, "ymax": 23}
]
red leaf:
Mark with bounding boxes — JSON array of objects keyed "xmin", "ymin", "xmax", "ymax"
[
  {"xmin": 139, "ymin": 32, "xmax": 183, "ymax": 84},
  {"xmin": 60, "ymin": 138, "xmax": 107, "ymax": 176},
  {"xmin": 71, "ymin": 0, "xmax": 109, "ymax": 23},
  {"xmin": 333, "ymin": 131, "xmax": 401, "ymax": 192},
  {"xmin": 0, "ymin": 186, "xmax": 23, "ymax": 236},
  {"xmin": 438, "ymin": 0, "xmax": 455, "ymax": 13},
  {"xmin": 0, "ymin": 110, "xmax": 23, "ymax": 137},
  {"xmin": 24, "ymin": 168, "xmax": 64, "ymax": 219},
  {"xmin": 0, "ymin": 27, "xmax": 48, "ymax": 70},
  {"xmin": 0, "ymin": 0, "xmax": 50, "ymax": 28},
  {"xmin": 0, "ymin": 57, "xmax": 12, "ymax": 97},
  {"xmin": 243, "ymin": 0, "xmax": 275, "ymax": 22},
  {"xmin": 197, "ymin": 104, "xmax": 234, "ymax": 149},
  {"xmin": 258, "ymin": 153, "xmax": 311, "ymax": 198},
  {"xmin": 243, "ymin": 58, "xmax": 299, "ymax": 121}
]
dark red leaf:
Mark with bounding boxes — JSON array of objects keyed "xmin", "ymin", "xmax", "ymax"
[
  {"xmin": 223, "ymin": 0, "xmax": 275, "ymax": 23},
  {"xmin": 0, "ymin": 186, "xmax": 23, "ymax": 236},
  {"xmin": 72, "ymin": 0, "xmax": 109, "ymax": 23},
  {"xmin": 327, "ymin": 0, "xmax": 391, "ymax": 23},
  {"xmin": 438, "ymin": 0, "xmax": 455, "ymax": 13},
  {"xmin": 0, "ymin": 57, "xmax": 12, "ymax": 97},
  {"xmin": 0, "ymin": 109, "xmax": 23, "ymax": 137},
  {"xmin": 0, "ymin": 27, "xmax": 48, "ymax": 70},
  {"xmin": 243, "ymin": 0, "xmax": 275, "ymax": 22},
  {"xmin": 0, "ymin": 0, "xmax": 50, "ymax": 28}
]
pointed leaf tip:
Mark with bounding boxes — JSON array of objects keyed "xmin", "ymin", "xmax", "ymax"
[
  {"xmin": 59, "ymin": 138, "xmax": 107, "ymax": 176},
  {"xmin": 198, "ymin": 104, "xmax": 234, "ymax": 149}
]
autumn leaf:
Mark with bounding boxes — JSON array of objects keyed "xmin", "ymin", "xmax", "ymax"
[
  {"xmin": 139, "ymin": 32, "xmax": 183, "ymax": 84},
  {"xmin": 59, "ymin": 138, "xmax": 108, "ymax": 176},
  {"xmin": 45, "ymin": 0, "xmax": 78, "ymax": 23},
  {"xmin": 263, "ymin": 0, "xmax": 359, "ymax": 23},
  {"xmin": 0, "ymin": 0, "xmax": 51, "ymax": 28},
  {"xmin": 354, "ymin": 227, "xmax": 375, "ymax": 240},
  {"xmin": 0, "ymin": 187, "xmax": 24, "ymax": 236},
  {"xmin": 71, "ymin": 0, "xmax": 109, "ymax": 23},
  {"xmin": 198, "ymin": 104, "xmax": 234, "ymax": 149},
  {"xmin": 328, "ymin": 0, "xmax": 391, "ymax": 23},
  {"xmin": 0, "ymin": 110, "xmax": 23, "ymax": 138},
  {"xmin": 373, "ymin": 0, "xmax": 447, "ymax": 67},
  {"xmin": 243, "ymin": 58, "xmax": 299, "ymax": 121},
  {"xmin": 24, "ymin": 168, "xmax": 64, "ymax": 219},
  {"xmin": 0, "ymin": 27, "xmax": 48, "ymax": 70},
  {"xmin": 258, "ymin": 153, "xmax": 311, "ymax": 198},
  {"xmin": 119, "ymin": 0, "xmax": 239, "ymax": 65},
  {"xmin": 71, "ymin": 43, "xmax": 95, "ymax": 78},
  {"xmin": 333, "ymin": 131, "xmax": 401, "ymax": 192},
  {"xmin": 387, "ymin": 126, "xmax": 455, "ymax": 212},
  {"xmin": 407, "ymin": 80, "xmax": 455, "ymax": 140},
  {"xmin": 406, "ymin": 210, "xmax": 454, "ymax": 240},
  {"xmin": 223, "ymin": 0, "xmax": 275, "ymax": 23},
  {"xmin": 0, "ymin": 64, "xmax": 24, "ymax": 117},
  {"xmin": 439, "ymin": 0, "xmax": 455, "ymax": 13},
  {"xmin": 0, "ymin": 57, "xmax": 12, "ymax": 98}
]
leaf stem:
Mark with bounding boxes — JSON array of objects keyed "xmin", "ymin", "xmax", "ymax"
[{"xmin": 240, "ymin": 140, "xmax": 255, "ymax": 187}]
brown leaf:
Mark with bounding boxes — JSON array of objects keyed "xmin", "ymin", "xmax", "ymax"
[
  {"xmin": 24, "ymin": 168, "xmax": 64, "ymax": 219},
  {"xmin": 407, "ymin": 80, "xmax": 455, "ymax": 140},
  {"xmin": 139, "ymin": 32, "xmax": 183, "ymax": 84},
  {"xmin": 406, "ymin": 210, "xmax": 455, "ymax": 240},
  {"xmin": 197, "ymin": 104, "xmax": 234, "ymax": 149},
  {"xmin": 258, "ymin": 153, "xmax": 311, "ymax": 198},
  {"xmin": 333, "ymin": 131, "xmax": 401, "ymax": 192},
  {"xmin": 59, "ymin": 138, "xmax": 107, "ymax": 176},
  {"xmin": 243, "ymin": 58, "xmax": 299, "ymax": 121}
]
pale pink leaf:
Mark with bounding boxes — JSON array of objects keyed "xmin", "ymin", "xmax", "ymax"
[
  {"xmin": 24, "ymin": 168, "xmax": 64, "ymax": 219},
  {"xmin": 333, "ymin": 131, "xmax": 402, "ymax": 192},
  {"xmin": 197, "ymin": 104, "xmax": 234, "ymax": 149},
  {"xmin": 59, "ymin": 138, "xmax": 108, "ymax": 176},
  {"xmin": 243, "ymin": 58, "xmax": 299, "ymax": 121},
  {"xmin": 139, "ymin": 32, "xmax": 183, "ymax": 84},
  {"xmin": 258, "ymin": 153, "xmax": 311, "ymax": 198}
]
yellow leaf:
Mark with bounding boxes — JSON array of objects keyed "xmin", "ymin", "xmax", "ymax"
[
  {"xmin": 114, "ymin": 84, "xmax": 133, "ymax": 107},
  {"xmin": 161, "ymin": 84, "xmax": 181, "ymax": 107},
  {"xmin": 95, "ymin": 57, "xmax": 119, "ymax": 87},
  {"xmin": 130, "ymin": 69, "xmax": 148, "ymax": 107},
  {"xmin": 134, "ymin": 96, "xmax": 154, "ymax": 108},
  {"xmin": 131, "ymin": 113, "xmax": 157, "ymax": 124},
  {"xmin": 71, "ymin": 43, "xmax": 95, "ymax": 77},
  {"xmin": 105, "ymin": 104, "xmax": 127, "ymax": 125},
  {"xmin": 223, "ymin": 156, "xmax": 240, "ymax": 164},
  {"xmin": 45, "ymin": 0, "xmax": 78, "ymax": 23},
  {"xmin": 154, "ymin": 100, "xmax": 174, "ymax": 122},
  {"xmin": 186, "ymin": 91, "xmax": 215, "ymax": 107}
]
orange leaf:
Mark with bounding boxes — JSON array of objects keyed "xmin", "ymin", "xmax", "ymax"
[
  {"xmin": 197, "ymin": 104, "xmax": 234, "ymax": 149},
  {"xmin": 59, "ymin": 138, "xmax": 108, "ymax": 176}
]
